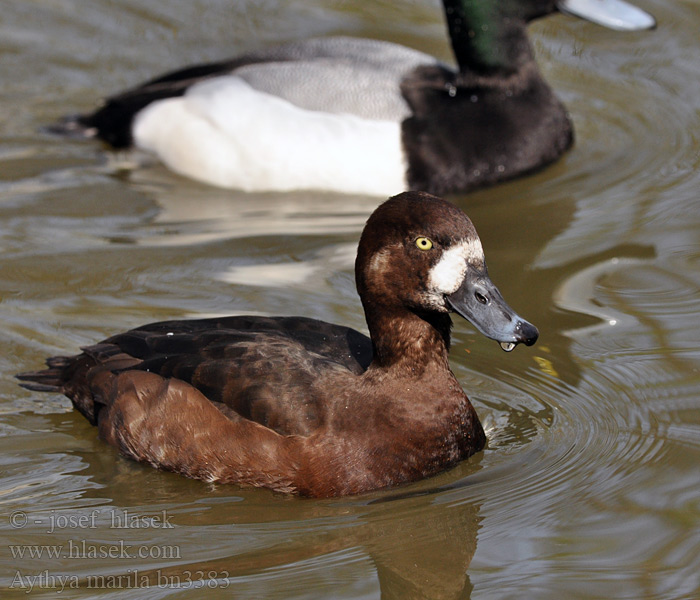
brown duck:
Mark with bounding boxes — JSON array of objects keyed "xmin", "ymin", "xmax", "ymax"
[{"xmin": 18, "ymin": 192, "xmax": 538, "ymax": 497}]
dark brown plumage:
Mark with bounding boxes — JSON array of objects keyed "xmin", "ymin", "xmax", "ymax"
[{"xmin": 18, "ymin": 192, "xmax": 538, "ymax": 497}]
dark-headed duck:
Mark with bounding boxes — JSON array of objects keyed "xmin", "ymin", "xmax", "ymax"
[
  {"xmin": 18, "ymin": 192, "xmax": 538, "ymax": 497},
  {"xmin": 56, "ymin": 0, "xmax": 654, "ymax": 196}
]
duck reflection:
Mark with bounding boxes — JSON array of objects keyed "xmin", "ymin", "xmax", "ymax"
[{"xmin": 71, "ymin": 449, "xmax": 483, "ymax": 599}]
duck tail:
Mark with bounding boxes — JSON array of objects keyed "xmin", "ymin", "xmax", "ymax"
[
  {"xmin": 16, "ymin": 356, "xmax": 72, "ymax": 393},
  {"xmin": 17, "ymin": 355, "xmax": 103, "ymax": 425},
  {"xmin": 42, "ymin": 113, "xmax": 98, "ymax": 140},
  {"xmin": 43, "ymin": 101, "xmax": 138, "ymax": 148}
]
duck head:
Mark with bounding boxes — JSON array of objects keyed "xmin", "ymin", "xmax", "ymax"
[
  {"xmin": 356, "ymin": 192, "xmax": 538, "ymax": 353},
  {"xmin": 443, "ymin": 0, "xmax": 655, "ymax": 75},
  {"xmin": 443, "ymin": 0, "xmax": 655, "ymax": 30}
]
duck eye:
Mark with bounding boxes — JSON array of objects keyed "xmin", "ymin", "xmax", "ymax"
[{"xmin": 415, "ymin": 237, "xmax": 433, "ymax": 251}]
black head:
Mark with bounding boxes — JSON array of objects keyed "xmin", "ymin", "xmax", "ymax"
[
  {"xmin": 443, "ymin": 0, "xmax": 559, "ymax": 26},
  {"xmin": 442, "ymin": 0, "xmax": 655, "ymax": 75},
  {"xmin": 356, "ymin": 192, "xmax": 538, "ymax": 351},
  {"xmin": 443, "ymin": 0, "xmax": 655, "ymax": 29}
]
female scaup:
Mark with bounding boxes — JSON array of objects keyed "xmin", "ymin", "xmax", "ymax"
[
  {"xmin": 58, "ymin": 0, "xmax": 654, "ymax": 196},
  {"xmin": 19, "ymin": 192, "xmax": 539, "ymax": 497}
]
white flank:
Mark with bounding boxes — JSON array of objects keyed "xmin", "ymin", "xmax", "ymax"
[
  {"xmin": 428, "ymin": 240, "xmax": 484, "ymax": 295},
  {"xmin": 132, "ymin": 76, "xmax": 406, "ymax": 196}
]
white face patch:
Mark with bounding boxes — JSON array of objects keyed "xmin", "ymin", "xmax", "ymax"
[
  {"xmin": 463, "ymin": 237, "xmax": 485, "ymax": 265},
  {"xmin": 427, "ymin": 239, "xmax": 485, "ymax": 295}
]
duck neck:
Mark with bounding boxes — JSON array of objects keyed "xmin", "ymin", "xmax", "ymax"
[
  {"xmin": 442, "ymin": 0, "xmax": 533, "ymax": 76},
  {"xmin": 364, "ymin": 305, "xmax": 453, "ymax": 374}
]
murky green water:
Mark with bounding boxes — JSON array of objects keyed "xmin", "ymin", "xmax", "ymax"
[{"xmin": 1, "ymin": 0, "xmax": 699, "ymax": 598}]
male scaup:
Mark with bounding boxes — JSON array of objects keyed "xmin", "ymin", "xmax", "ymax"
[
  {"xmin": 19, "ymin": 192, "xmax": 539, "ymax": 497},
  {"xmin": 57, "ymin": 0, "xmax": 654, "ymax": 196}
]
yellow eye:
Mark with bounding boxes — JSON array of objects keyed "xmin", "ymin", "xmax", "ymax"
[{"xmin": 415, "ymin": 237, "xmax": 433, "ymax": 251}]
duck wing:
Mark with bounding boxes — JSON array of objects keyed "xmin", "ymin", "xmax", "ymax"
[
  {"xmin": 230, "ymin": 37, "xmax": 437, "ymax": 121},
  {"xmin": 18, "ymin": 316, "xmax": 373, "ymax": 436},
  {"xmin": 61, "ymin": 36, "xmax": 436, "ymax": 147}
]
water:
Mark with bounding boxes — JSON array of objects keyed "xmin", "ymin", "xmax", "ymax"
[{"xmin": 1, "ymin": 0, "xmax": 699, "ymax": 598}]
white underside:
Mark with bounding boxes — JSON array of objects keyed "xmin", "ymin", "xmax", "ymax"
[{"xmin": 132, "ymin": 76, "xmax": 407, "ymax": 196}]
